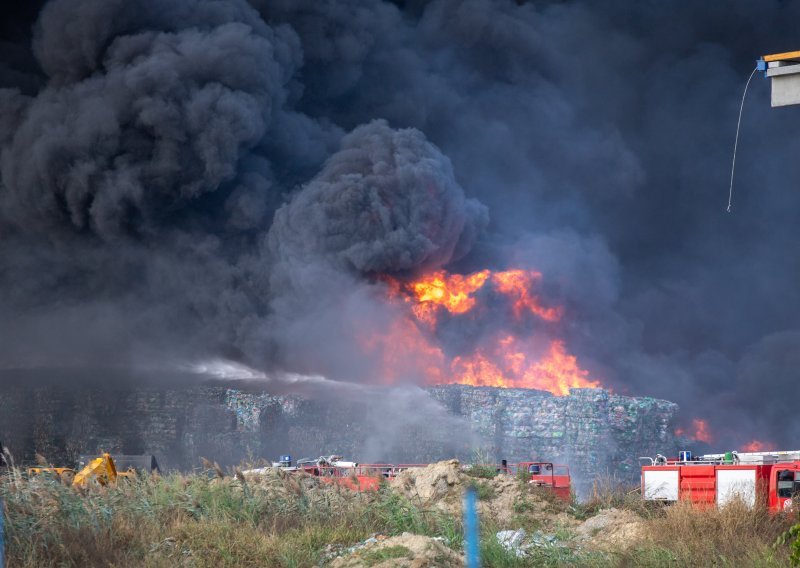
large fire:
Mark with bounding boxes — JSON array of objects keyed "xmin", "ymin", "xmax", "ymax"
[
  {"xmin": 393, "ymin": 268, "xmax": 561, "ymax": 326},
  {"xmin": 403, "ymin": 270, "xmax": 491, "ymax": 325},
  {"xmin": 449, "ymin": 337, "xmax": 598, "ymax": 395},
  {"xmin": 377, "ymin": 268, "xmax": 601, "ymax": 395}
]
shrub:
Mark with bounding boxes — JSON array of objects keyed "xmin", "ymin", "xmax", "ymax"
[{"xmin": 464, "ymin": 464, "xmax": 499, "ymax": 479}]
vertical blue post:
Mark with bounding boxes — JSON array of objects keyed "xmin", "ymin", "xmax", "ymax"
[
  {"xmin": 0, "ymin": 498, "xmax": 5, "ymax": 568},
  {"xmin": 463, "ymin": 487, "xmax": 480, "ymax": 568}
]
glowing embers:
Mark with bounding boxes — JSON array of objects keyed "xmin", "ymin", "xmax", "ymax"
[
  {"xmin": 449, "ymin": 337, "xmax": 599, "ymax": 395},
  {"xmin": 379, "ymin": 268, "xmax": 602, "ymax": 395}
]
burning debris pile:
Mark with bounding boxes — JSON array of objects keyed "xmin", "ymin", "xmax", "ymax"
[
  {"xmin": 429, "ymin": 386, "xmax": 677, "ymax": 481},
  {"xmin": 0, "ymin": 371, "xmax": 678, "ymax": 485},
  {"xmin": 1, "ymin": 0, "xmax": 799, "ymax": 468}
]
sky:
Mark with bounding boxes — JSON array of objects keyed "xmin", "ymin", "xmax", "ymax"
[{"xmin": 1, "ymin": 0, "xmax": 800, "ymax": 450}]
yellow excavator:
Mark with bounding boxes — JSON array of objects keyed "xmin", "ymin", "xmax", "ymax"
[{"xmin": 27, "ymin": 453, "xmax": 158, "ymax": 488}]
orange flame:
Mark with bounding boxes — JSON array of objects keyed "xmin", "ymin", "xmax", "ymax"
[
  {"xmin": 405, "ymin": 270, "xmax": 490, "ymax": 325},
  {"xmin": 742, "ymin": 440, "xmax": 777, "ymax": 452},
  {"xmin": 374, "ymin": 267, "xmax": 601, "ymax": 395},
  {"xmin": 449, "ymin": 337, "xmax": 599, "ymax": 395},
  {"xmin": 388, "ymin": 268, "xmax": 561, "ymax": 326},
  {"xmin": 490, "ymin": 269, "xmax": 562, "ymax": 322},
  {"xmin": 676, "ymin": 419, "xmax": 713, "ymax": 443}
]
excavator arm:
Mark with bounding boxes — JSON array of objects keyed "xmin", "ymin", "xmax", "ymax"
[{"xmin": 72, "ymin": 453, "xmax": 118, "ymax": 488}]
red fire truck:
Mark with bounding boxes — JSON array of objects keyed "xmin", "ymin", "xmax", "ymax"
[
  {"xmin": 516, "ymin": 462, "xmax": 572, "ymax": 501},
  {"xmin": 641, "ymin": 450, "xmax": 800, "ymax": 512},
  {"xmin": 248, "ymin": 456, "xmax": 571, "ymax": 496}
]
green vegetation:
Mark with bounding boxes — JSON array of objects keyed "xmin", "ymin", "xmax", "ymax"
[
  {"xmin": 0, "ymin": 465, "xmax": 797, "ymax": 567},
  {"xmin": 465, "ymin": 449, "xmax": 499, "ymax": 479},
  {"xmin": 464, "ymin": 464, "xmax": 499, "ymax": 480},
  {"xmin": 777, "ymin": 520, "xmax": 800, "ymax": 566},
  {"xmin": 360, "ymin": 544, "xmax": 412, "ymax": 565},
  {"xmin": 469, "ymin": 480, "xmax": 496, "ymax": 501},
  {"xmin": 0, "ymin": 469, "xmax": 456, "ymax": 568}
]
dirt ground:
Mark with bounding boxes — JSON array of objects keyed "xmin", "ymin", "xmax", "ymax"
[
  {"xmin": 329, "ymin": 533, "xmax": 464, "ymax": 568},
  {"xmin": 388, "ymin": 460, "xmax": 645, "ymax": 553},
  {"xmin": 573, "ymin": 507, "xmax": 645, "ymax": 551}
]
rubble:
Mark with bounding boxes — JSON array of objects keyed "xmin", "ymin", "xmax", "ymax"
[
  {"xmin": 327, "ymin": 533, "xmax": 463, "ymax": 568},
  {"xmin": 496, "ymin": 528, "xmax": 528, "ymax": 556},
  {"xmin": 389, "ymin": 460, "xmax": 546, "ymax": 526},
  {"xmin": 390, "ymin": 460, "xmax": 463, "ymax": 514},
  {"xmin": 496, "ymin": 528, "xmax": 564, "ymax": 557},
  {"xmin": 573, "ymin": 508, "xmax": 645, "ymax": 551}
]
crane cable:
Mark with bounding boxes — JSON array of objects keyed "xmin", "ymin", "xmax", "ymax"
[{"xmin": 727, "ymin": 66, "xmax": 758, "ymax": 213}]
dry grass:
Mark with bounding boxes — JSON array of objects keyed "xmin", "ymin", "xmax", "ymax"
[
  {"xmin": 639, "ymin": 499, "xmax": 794, "ymax": 566},
  {"xmin": 0, "ymin": 465, "xmax": 461, "ymax": 567},
  {"xmin": 1, "ymin": 464, "xmax": 799, "ymax": 567},
  {"xmin": 575, "ymin": 474, "xmax": 655, "ymax": 519}
]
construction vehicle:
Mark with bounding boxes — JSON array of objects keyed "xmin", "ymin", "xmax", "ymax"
[
  {"xmin": 641, "ymin": 449, "xmax": 800, "ymax": 512},
  {"xmin": 27, "ymin": 453, "xmax": 159, "ymax": 488}
]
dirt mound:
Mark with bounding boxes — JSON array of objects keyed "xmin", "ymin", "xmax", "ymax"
[
  {"xmin": 390, "ymin": 460, "xmax": 463, "ymax": 514},
  {"xmin": 574, "ymin": 508, "xmax": 644, "ymax": 551},
  {"xmin": 484, "ymin": 474, "xmax": 532, "ymax": 526},
  {"xmin": 329, "ymin": 533, "xmax": 463, "ymax": 568},
  {"xmin": 389, "ymin": 461, "xmax": 560, "ymax": 528}
]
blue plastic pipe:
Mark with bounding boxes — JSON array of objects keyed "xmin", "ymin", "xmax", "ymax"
[
  {"xmin": 463, "ymin": 487, "xmax": 480, "ymax": 567},
  {"xmin": 1, "ymin": 498, "xmax": 5, "ymax": 568}
]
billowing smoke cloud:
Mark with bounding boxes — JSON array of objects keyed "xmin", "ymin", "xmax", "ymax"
[
  {"xmin": 269, "ymin": 119, "xmax": 487, "ymax": 276},
  {"xmin": 260, "ymin": 119, "xmax": 486, "ymax": 381},
  {"xmin": 3, "ymin": 0, "xmax": 300, "ymax": 238},
  {"xmin": 0, "ymin": 0, "xmax": 338, "ymax": 366},
  {"xmin": 3, "ymin": 0, "xmax": 800, "ymax": 450}
]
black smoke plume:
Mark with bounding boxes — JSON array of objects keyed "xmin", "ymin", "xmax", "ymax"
[{"xmin": 2, "ymin": 0, "xmax": 800, "ymax": 450}]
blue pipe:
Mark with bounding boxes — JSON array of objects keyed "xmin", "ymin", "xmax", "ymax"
[
  {"xmin": 1, "ymin": 498, "xmax": 5, "ymax": 568},
  {"xmin": 463, "ymin": 487, "xmax": 480, "ymax": 568}
]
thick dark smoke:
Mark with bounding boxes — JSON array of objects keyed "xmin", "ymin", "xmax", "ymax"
[
  {"xmin": 269, "ymin": 119, "xmax": 487, "ymax": 276},
  {"xmin": 2, "ymin": 0, "xmax": 800, "ymax": 450}
]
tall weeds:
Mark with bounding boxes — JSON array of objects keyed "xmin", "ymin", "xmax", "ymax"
[{"xmin": 2, "ymin": 464, "xmax": 797, "ymax": 567}]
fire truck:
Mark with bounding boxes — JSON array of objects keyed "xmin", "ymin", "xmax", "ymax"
[
  {"xmin": 247, "ymin": 456, "xmax": 571, "ymax": 496},
  {"xmin": 525, "ymin": 462, "xmax": 571, "ymax": 500},
  {"xmin": 641, "ymin": 450, "xmax": 800, "ymax": 512},
  {"xmin": 507, "ymin": 461, "xmax": 572, "ymax": 501}
]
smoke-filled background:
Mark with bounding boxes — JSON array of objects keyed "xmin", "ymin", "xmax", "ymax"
[{"xmin": 2, "ymin": 0, "xmax": 800, "ymax": 451}]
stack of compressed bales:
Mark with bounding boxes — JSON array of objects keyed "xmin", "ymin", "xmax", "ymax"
[
  {"xmin": 0, "ymin": 374, "xmax": 678, "ymax": 484},
  {"xmin": 427, "ymin": 385, "xmax": 678, "ymax": 484}
]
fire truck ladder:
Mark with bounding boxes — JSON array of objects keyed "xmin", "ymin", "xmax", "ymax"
[{"xmin": 697, "ymin": 450, "xmax": 800, "ymax": 465}]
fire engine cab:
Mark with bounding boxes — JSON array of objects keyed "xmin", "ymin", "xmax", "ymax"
[
  {"xmin": 518, "ymin": 462, "xmax": 571, "ymax": 501},
  {"xmin": 641, "ymin": 450, "xmax": 800, "ymax": 512}
]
